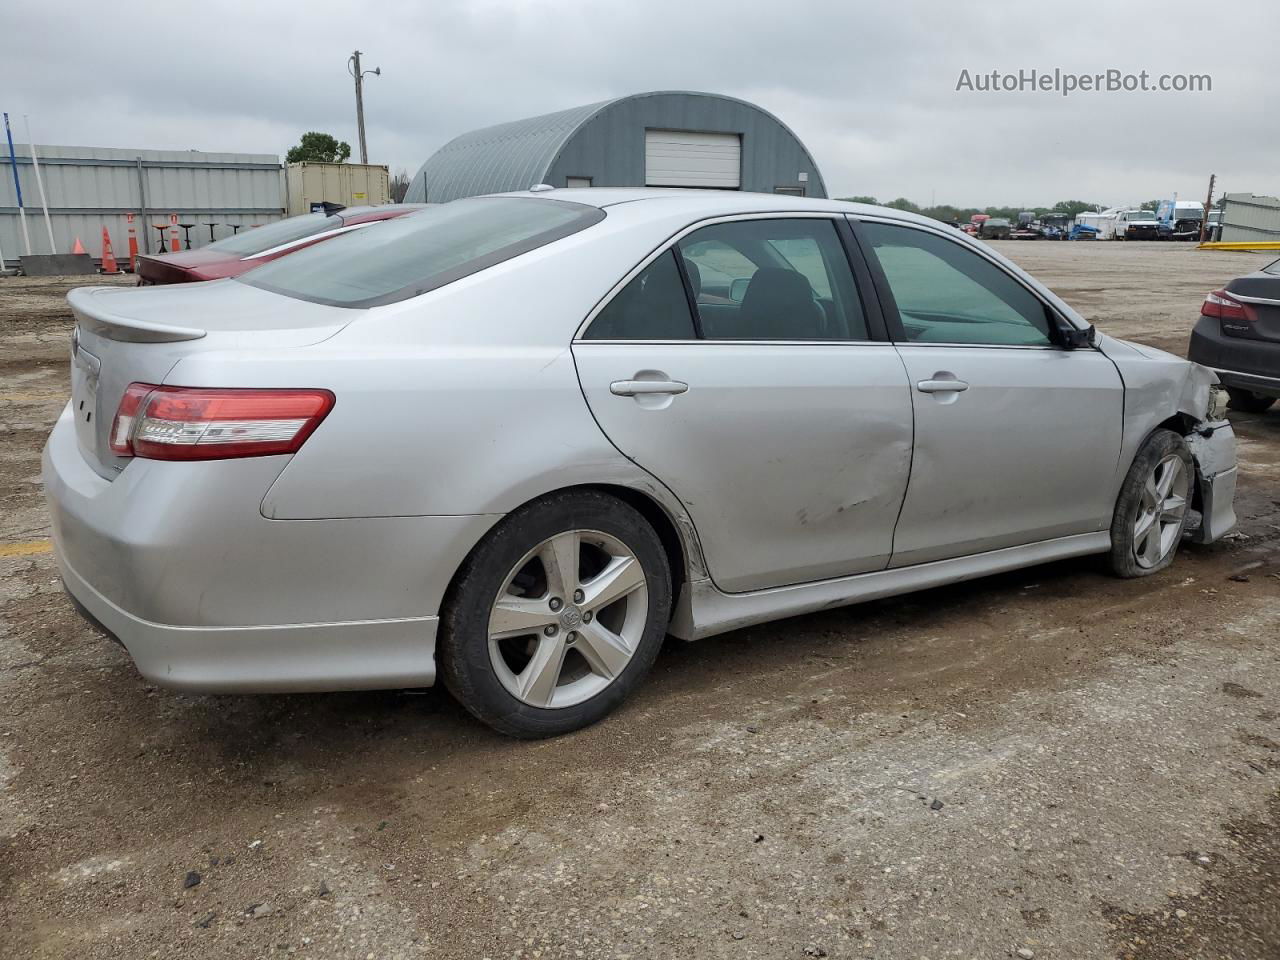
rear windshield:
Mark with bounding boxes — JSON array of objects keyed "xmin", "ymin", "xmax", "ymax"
[
  {"xmin": 206, "ymin": 213, "xmax": 339, "ymax": 256},
  {"xmin": 240, "ymin": 197, "xmax": 605, "ymax": 307}
]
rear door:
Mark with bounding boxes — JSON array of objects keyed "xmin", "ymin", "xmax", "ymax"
[
  {"xmin": 572, "ymin": 214, "xmax": 914, "ymax": 593},
  {"xmin": 853, "ymin": 217, "xmax": 1124, "ymax": 567}
]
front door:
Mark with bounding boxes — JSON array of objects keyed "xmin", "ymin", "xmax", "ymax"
[
  {"xmin": 855, "ymin": 219, "xmax": 1124, "ymax": 566},
  {"xmin": 572, "ymin": 216, "xmax": 915, "ymax": 593}
]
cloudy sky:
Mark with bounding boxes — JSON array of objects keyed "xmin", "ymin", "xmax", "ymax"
[{"xmin": 4, "ymin": 0, "xmax": 1276, "ymax": 208}]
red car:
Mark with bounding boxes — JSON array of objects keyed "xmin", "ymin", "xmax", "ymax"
[{"xmin": 134, "ymin": 205, "xmax": 426, "ymax": 285}]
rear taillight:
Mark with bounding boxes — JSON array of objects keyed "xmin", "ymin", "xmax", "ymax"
[
  {"xmin": 1201, "ymin": 289, "xmax": 1252, "ymax": 323},
  {"xmin": 110, "ymin": 385, "xmax": 335, "ymax": 461}
]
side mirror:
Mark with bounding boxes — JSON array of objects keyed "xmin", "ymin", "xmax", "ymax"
[
  {"xmin": 729, "ymin": 277, "xmax": 750, "ymax": 303},
  {"xmin": 1058, "ymin": 322, "xmax": 1096, "ymax": 350}
]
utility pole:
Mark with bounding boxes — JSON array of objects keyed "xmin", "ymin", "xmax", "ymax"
[
  {"xmin": 1200, "ymin": 173, "xmax": 1216, "ymax": 243},
  {"xmin": 348, "ymin": 50, "xmax": 381, "ymax": 165}
]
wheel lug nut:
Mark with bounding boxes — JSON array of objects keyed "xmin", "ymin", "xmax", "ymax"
[
  {"xmin": 583, "ymin": 612, "xmax": 593, "ymax": 623},
  {"xmin": 573, "ymin": 589, "xmax": 584, "ymax": 603},
  {"xmin": 565, "ymin": 632, "xmax": 577, "ymax": 644},
  {"xmin": 544, "ymin": 625, "xmax": 557, "ymax": 636},
  {"xmin": 549, "ymin": 597, "xmax": 562, "ymax": 611}
]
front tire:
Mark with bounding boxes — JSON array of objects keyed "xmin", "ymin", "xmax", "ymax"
[
  {"xmin": 439, "ymin": 490, "xmax": 672, "ymax": 738},
  {"xmin": 1226, "ymin": 387, "xmax": 1276, "ymax": 413},
  {"xmin": 1106, "ymin": 429, "xmax": 1194, "ymax": 578}
]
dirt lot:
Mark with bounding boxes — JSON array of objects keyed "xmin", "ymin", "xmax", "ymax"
[{"xmin": 2, "ymin": 243, "xmax": 1279, "ymax": 960}]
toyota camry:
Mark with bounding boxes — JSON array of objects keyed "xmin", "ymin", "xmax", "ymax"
[{"xmin": 44, "ymin": 189, "xmax": 1238, "ymax": 737}]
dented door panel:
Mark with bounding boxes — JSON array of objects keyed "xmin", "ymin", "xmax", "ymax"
[{"xmin": 573, "ymin": 342, "xmax": 914, "ymax": 593}]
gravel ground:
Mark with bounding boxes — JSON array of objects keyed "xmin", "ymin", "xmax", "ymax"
[{"xmin": 1, "ymin": 243, "xmax": 1279, "ymax": 960}]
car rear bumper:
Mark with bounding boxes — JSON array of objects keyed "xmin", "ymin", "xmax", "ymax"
[
  {"xmin": 1188, "ymin": 315, "xmax": 1280, "ymax": 398},
  {"xmin": 42, "ymin": 404, "xmax": 498, "ymax": 692},
  {"xmin": 57, "ymin": 551, "xmax": 440, "ymax": 692}
]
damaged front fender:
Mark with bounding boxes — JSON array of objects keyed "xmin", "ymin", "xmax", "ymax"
[{"xmin": 1186, "ymin": 419, "xmax": 1239, "ymax": 543}]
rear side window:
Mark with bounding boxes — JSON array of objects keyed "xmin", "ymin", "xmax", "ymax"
[
  {"xmin": 241, "ymin": 198, "xmax": 604, "ymax": 307},
  {"xmin": 861, "ymin": 222, "xmax": 1052, "ymax": 346},
  {"xmin": 584, "ymin": 250, "xmax": 696, "ymax": 340},
  {"xmin": 679, "ymin": 219, "xmax": 867, "ymax": 340}
]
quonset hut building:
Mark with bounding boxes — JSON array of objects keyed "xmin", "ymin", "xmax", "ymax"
[{"xmin": 404, "ymin": 91, "xmax": 826, "ymax": 203}]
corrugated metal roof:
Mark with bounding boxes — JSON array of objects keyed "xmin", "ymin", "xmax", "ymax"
[{"xmin": 406, "ymin": 99, "xmax": 616, "ymax": 203}]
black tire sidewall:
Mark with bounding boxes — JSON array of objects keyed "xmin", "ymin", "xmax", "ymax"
[
  {"xmin": 440, "ymin": 490, "xmax": 671, "ymax": 738},
  {"xmin": 1107, "ymin": 429, "xmax": 1194, "ymax": 578}
]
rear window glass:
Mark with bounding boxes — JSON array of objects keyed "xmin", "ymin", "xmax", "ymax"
[
  {"xmin": 206, "ymin": 213, "xmax": 339, "ymax": 256},
  {"xmin": 241, "ymin": 198, "xmax": 604, "ymax": 307}
]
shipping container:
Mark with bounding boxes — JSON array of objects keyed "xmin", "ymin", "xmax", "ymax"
[{"xmin": 284, "ymin": 162, "xmax": 390, "ymax": 216}]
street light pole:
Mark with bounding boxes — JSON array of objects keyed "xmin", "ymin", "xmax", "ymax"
[{"xmin": 348, "ymin": 50, "xmax": 381, "ymax": 165}]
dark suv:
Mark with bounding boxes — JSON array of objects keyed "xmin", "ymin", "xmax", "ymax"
[{"xmin": 1188, "ymin": 259, "xmax": 1280, "ymax": 412}]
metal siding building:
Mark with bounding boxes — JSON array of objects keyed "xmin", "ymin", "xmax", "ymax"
[
  {"xmin": 405, "ymin": 91, "xmax": 826, "ymax": 203},
  {"xmin": 1220, "ymin": 193, "xmax": 1280, "ymax": 243},
  {"xmin": 0, "ymin": 145, "xmax": 284, "ymax": 267}
]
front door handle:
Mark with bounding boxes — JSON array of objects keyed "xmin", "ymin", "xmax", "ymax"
[
  {"xmin": 916, "ymin": 377, "xmax": 969, "ymax": 394},
  {"xmin": 610, "ymin": 379, "xmax": 689, "ymax": 397}
]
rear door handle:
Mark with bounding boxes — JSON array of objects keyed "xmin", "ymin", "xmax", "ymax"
[
  {"xmin": 916, "ymin": 378, "xmax": 969, "ymax": 394},
  {"xmin": 610, "ymin": 379, "xmax": 689, "ymax": 397}
]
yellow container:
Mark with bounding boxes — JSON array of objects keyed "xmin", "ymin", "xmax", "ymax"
[{"xmin": 285, "ymin": 162, "xmax": 390, "ymax": 215}]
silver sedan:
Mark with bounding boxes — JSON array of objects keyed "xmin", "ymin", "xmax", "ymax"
[{"xmin": 44, "ymin": 189, "xmax": 1238, "ymax": 737}]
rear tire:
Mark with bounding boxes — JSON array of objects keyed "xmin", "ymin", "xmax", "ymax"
[
  {"xmin": 439, "ymin": 490, "xmax": 671, "ymax": 738},
  {"xmin": 1225, "ymin": 387, "xmax": 1276, "ymax": 413},
  {"xmin": 1106, "ymin": 429, "xmax": 1194, "ymax": 578}
]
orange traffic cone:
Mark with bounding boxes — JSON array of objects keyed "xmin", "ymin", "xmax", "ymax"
[
  {"xmin": 100, "ymin": 227, "xmax": 121, "ymax": 274},
  {"xmin": 71, "ymin": 237, "xmax": 87, "ymax": 255}
]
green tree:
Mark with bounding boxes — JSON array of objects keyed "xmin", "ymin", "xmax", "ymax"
[
  {"xmin": 286, "ymin": 132, "xmax": 352, "ymax": 164},
  {"xmin": 885, "ymin": 197, "xmax": 921, "ymax": 213},
  {"xmin": 1052, "ymin": 200, "xmax": 1100, "ymax": 219},
  {"xmin": 839, "ymin": 195, "xmax": 878, "ymax": 204}
]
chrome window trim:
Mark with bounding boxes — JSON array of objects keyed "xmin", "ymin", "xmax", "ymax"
[{"xmin": 574, "ymin": 211, "xmax": 873, "ymax": 344}]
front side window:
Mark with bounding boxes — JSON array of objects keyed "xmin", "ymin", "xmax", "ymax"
[
  {"xmin": 678, "ymin": 219, "xmax": 867, "ymax": 340},
  {"xmin": 241, "ymin": 197, "xmax": 604, "ymax": 307},
  {"xmin": 861, "ymin": 222, "xmax": 1052, "ymax": 346}
]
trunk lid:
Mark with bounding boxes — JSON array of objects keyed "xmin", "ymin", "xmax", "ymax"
[
  {"xmin": 67, "ymin": 279, "xmax": 353, "ymax": 478},
  {"xmin": 136, "ymin": 247, "xmax": 234, "ymax": 284},
  {"xmin": 1223, "ymin": 271, "xmax": 1280, "ymax": 343}
]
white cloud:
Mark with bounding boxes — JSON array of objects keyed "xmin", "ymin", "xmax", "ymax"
[{"xmin": 4, "ymin": 0, "xmax": 1276, "ymax": 207}]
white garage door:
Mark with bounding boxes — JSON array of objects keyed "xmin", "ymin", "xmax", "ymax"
[{"xmin": 644, "ymin": 130, "xmax": 742, "ymax": 189}]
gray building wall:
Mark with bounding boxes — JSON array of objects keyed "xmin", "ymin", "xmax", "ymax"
[
  {"xmin": 406, "ymin": 91, "xmax": 826, "ymax": 204},
  {"xmin": 1220, "ymin": 192, "xmax": 1280, "ymax": 243},
  {"xmin": 0, "ymin": 145, "xmax": 285, "ymax": 268},
  {"xmin": 548, "ymin": 92, "xmax": 824, "ymax": 197}
]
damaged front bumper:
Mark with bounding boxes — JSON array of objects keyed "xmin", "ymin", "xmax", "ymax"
[{"xmin": 1186, "ymin": 418, "xmax": 1238, "ymax": 543}]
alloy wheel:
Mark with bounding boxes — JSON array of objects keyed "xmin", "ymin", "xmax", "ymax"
[
  {"xmin": 487, "ymin": 529, "xmax": 649, "ymax": 709},
  {"xmin": 1132, "ymin": 454, "xmax": 1189, "ymax": 569}
]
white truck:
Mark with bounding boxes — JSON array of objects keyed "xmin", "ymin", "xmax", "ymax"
[{"xmin": 1076, "ymin": 207, "xmax": 1160, "ymax": 240}]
